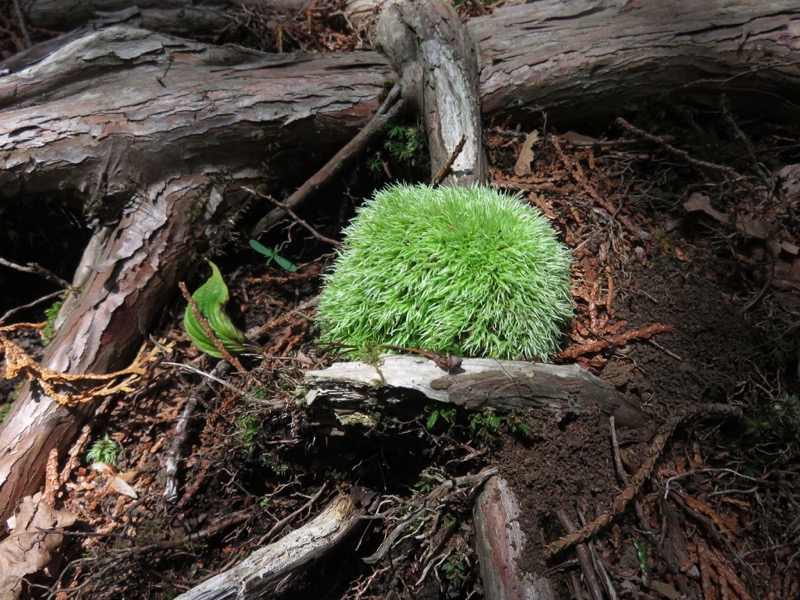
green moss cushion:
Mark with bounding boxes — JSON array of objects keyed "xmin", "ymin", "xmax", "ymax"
[{"xmin": 316, "ymin": 184, "xmax": 574, "ymax": 360}]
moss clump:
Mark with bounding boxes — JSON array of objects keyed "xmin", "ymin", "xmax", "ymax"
[{"xmin": 316, "ymin": 184, "xmax": 573, "ymax": 360}]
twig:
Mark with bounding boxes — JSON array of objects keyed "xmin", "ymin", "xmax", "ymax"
[
  {"xmin": 544, "ymin": 403, "xmax": 742, "ymax": 558},
  {"xmin": 11, "ymin": 0, "xmax": 32, "ymax": 49},
  {"xmin": 243, "ymin": 187, "xmax": 340, "ymax": 247},
  {"xmin": 163, "ymin": 361, "xmax": 283, "ymax": 408},
  {"xmin": 559, "ymin": 323, "xmax": 674, "ymax": 360},
  {"xmin": 615, "ymin": 117, "xmax": 746, "ymax": 181},
  {"xmin": 252, "ymin": 84, "xmax": 407, "ymax": 236},
  {"xmin": 178, "ymin": 281, "xmax": 247, "ymax": 373},
  {"xmin": 556, "ymin": 509, "xmax": 604, "ymax": 600},
  {"xmin": 431, "ymin": 135, "xmax": 468, "ymax": 186},
  {"xmin": 0, "ymin": 289, "xmax": 64, "ymax": 324},
  {"xmin": 259, "ymin": 482, "xmax": 329, "ymax": 544},
  {"xmin": 164, "ymin": 393, "xmax": 198, "ymax": 503},
  {"xmin": 0, "ymin": 256, "xmax": 71, "ymax": 289},
  {"xmin": 364, "ymin": 467, "xmax": 497, "ymax": 564}
]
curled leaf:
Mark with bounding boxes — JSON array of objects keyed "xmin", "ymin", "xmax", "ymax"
[{"xmin": 183, "ymin": 261, "xmax": 249, "ymax": 358}]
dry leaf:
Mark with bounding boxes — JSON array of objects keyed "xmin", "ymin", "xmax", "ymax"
[
  {"xmin": 774, "ymin": 258, "xmax": 800, "ymax": 291},
  {"xmin": 513, "ymin": 130, "xmax": 539, "ymax": 176},
  {"xmin": 108, "ymin": 475, "xmax": 138, "ymax": 499},
  {"xmin": 0, "ymin": 495, "xmax": 77, "ymax": 599},
  {"xmin": 684, "ymin": 192, "xmax": 728, "ymax": 223}
]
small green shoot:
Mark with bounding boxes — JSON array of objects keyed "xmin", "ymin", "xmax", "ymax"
[
  {"xmin": 0, "ymin": 403, "xmax": 11, "ymax": 424},
  {"xmin": 425, "ymin": 406, "xmax": 457, "ymax": 430},
  {"xmin": 236, "ymin": 415, "xmax": 260, "ymax": 455},
  {"xmin": 42, "ymin": 297, "xmax": 65, "ymax": 344},
  {"xmin": 442, "ymin": 554, "xmax": 469, "ymax": 589},
  {"xmin": 414, "ymin": 475, "xmax": 437, "ymax": 493},
  {"xmin": 249, "ymin": 239, "xmax": 298, "ymax": 272},
  {"xmin": 632, "ymin": 538, "xmax": 651, "ymax": 579},
  {"xmin": 86, "ymin": 434, "xmax": 122, "ymax": 466},
  {"xmin": 183, "ymin": 261, "xmax": 251, "ymax": 358},
  {"xmin": 469, "ymin": 409, "xmax": 502, "ymax": 433}
]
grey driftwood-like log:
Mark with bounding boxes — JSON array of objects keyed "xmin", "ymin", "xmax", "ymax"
[
  {"xmin": 303, "ymin": 354, "xmax": 649, "ymax": 430},
  {"xmin": 175, "ymin": 493, "xmax": 362, "ymax": 600}
]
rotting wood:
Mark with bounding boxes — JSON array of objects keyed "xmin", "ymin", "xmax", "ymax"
[
  {"xmin": 303, "ymin": 355, "xmax": 649, "ymax": 430},
  {"xmin": 175, "ymin": 493, "xmax": 362, "ymax": 600},
  {"xmin": 473, "ymin": 476, "xmax": 558, "ymax": 600}
]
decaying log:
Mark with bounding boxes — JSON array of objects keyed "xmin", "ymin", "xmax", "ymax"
[
  {"xmin": 176, "ymin": 493, "xmax": 362, "ymax": 600},
  {"xmin": 0, "ymin": 25, "xmax": 392, "ymax": 522},
  {"xmin": 303, "ymin": 355, "xmax": 649, "ymax": 430},
  {"xmin": 474, "ymin": 476, "xmax": 557, "ymax": 600}
]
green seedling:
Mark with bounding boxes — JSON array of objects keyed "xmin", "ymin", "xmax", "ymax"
[
  {"xmin": 86, "ymin": 434, "xmax": 122, "ymax": 466},
  {"xmin": 249, "ymin": 239, "xmax": 298, "ymax": 272},
  {"xmin": 425, "ymin": 406, "xmax": 457, "ymax": 430},
  {"xmin": 183, "ymin": 261, "xmax": 251, "ymax": 358}
]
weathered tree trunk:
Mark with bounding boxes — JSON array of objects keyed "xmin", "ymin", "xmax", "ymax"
[{"xmin": 1, "ymin": 0, "xmax": 799, "ymax": 587}]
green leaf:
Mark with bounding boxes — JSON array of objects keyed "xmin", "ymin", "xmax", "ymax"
[
  {"xmin": 249, "ymin": 239, "xmax": 298, "ymax": 272},
  {"xmin": 273, "ymin": 253, "xmax": 298, "ymax": 272},
  {"xmin": 183, "ymin": 261, "xmax": 249, "ymax": 358},
  {"xmin": 249, "ymin": 239, "xmax": 275, "ymax": 259}
]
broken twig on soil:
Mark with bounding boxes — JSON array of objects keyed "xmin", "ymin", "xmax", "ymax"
[{"xmin": 544, "ymin": 403, "xmax": 743, "ymax": 558}]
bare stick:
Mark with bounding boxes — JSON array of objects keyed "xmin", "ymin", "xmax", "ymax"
[
  {"xmin": 11, "ymin": 0, "xmax": 32, "ymax": 48},
  {"xmin": 0, "ymin": 289, "xmax": 64, "ymax": 324},
  {"xmin": 178, "ymin": 282, "xmax": 247, "ymax": 373},
  {"xmin": 615, "ymin": 117, "xmax": 746, "ymax": 180},
  {"xmin": 556, "ymin": 509, "xmax": 605, "ymax": 600},
  {"xmin": 544, "ymin": 403, "xmax": 742, "ymax": 558},
  {"xmin": 431, "ymin": 135, "xmax": 467, "ymax": 186},
  {"xmin": 243, "ymin": 187, "xmax": 341, "ymax": 247},
  {"xmin": 252, "ymin": 85, "xmax": 407, "ymax": 236},
  {"xmin": 0, "ymin": 256, "xmax": 71, "ymax": 289}
]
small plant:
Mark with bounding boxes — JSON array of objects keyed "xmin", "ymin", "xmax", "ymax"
[
  {"xmin": 384, "ymin": 124, "xmax": 423, "ymax": 163},
  {"xmin": 744, "ymin": 392, "xmax": 800, "ymax": 452},
  {"xmin": 425, "ymin": 405, "xmax": 457, "ymax": 430},
  {"xmin": 236, "ymin": 415, "xmax": 260, "ymax": 455},
  {"xmin": 86, "ymin": 434, "xmax": 122, "ymax": 466},
  {"xmin": 414, "ymin": 475, "xmax": 437, "ymax": 493},
  {"xmin": 42, "ymin": 296, "xmax": 65, "ymax": 344},
  {"xmin": 368, "ymin": 124, "xmax": 425, "ymax": 174},
  {"xmin": 469, "ymin": 409, "xmax": 502, "ymax": 433},
  {"xmin": 506, "ymin": 413, "xmax": 533, "ymax": 438},
  {"xmin": 442, "ymin": 554, "xmax": 469, "ymax": 589},
  {"xmin": 316, "ymin": 184, "xmax": 573, "ymax": 360},
  {"xmin": 183, "ymin": 261, "xmax": 253, "ymax": 358},
  {"xmin": 249, "ymin": 239, "xmax": 298, "ymax": 272}
]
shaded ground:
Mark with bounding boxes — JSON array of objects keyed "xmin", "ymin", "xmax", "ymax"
[{"xmin": 1, "ymin": 4, "xmax": 799, "ymax": 600}]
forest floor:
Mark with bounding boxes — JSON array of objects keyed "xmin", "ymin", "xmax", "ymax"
[{"xmin": 1, "ymin": 4, "xmax": 799, "ymax": 600}]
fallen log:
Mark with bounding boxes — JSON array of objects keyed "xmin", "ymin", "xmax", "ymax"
[
  {"xmin": 176, "ymin": 493, "xmax": 362, "ymax": 600},
  {"xmin": 302, "ymin": 354, "xmax": 649, "ymax": 430}
]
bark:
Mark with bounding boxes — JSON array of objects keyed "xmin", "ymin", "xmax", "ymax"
[
  {"xmin": 375, "ymin": 0, "xmax": 488, "ymax": 185},
  {"xmin": 0, "ymin": 26, "xmax": 392, "ymax": 521}
]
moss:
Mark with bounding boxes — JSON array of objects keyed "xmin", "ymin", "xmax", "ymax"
[{"xmin": 316, "ymin": 184, "xmax": 573, "ymax": 360}]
